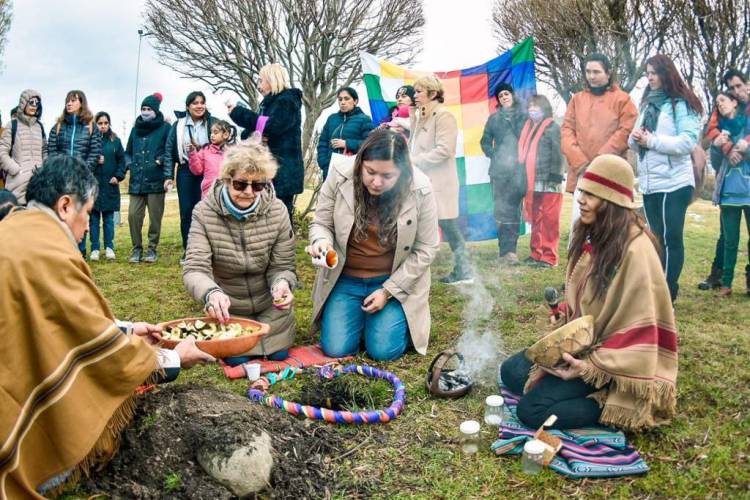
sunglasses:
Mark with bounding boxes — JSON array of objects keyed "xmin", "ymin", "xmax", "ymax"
[
  {"xmin": 231, "ymin": 179, "xmax": 269, "ymax": 192},
  {"xmin": 27, "ymin": 98, "xmax": 40, "ymax": 106}
]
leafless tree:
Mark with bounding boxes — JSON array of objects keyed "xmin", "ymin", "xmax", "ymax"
[
  {"xmin": 492, "ymin": 0, "xmax": 678, "ymax": 102},
  {"xmin": 669, "ymin": 0, "xmax": 750, "ymax": 104},
  {"xmin": 0, "ymin": 0, "xmax": 12, "ymax": 67},
  {"xmin": 143, "ymin": 0, "xmax": 424, "ymax": 214}
]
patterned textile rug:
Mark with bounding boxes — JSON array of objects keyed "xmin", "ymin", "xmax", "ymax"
[{"xmin": 491, "ymin": 387, "xmax": 650, "ymax": 478}]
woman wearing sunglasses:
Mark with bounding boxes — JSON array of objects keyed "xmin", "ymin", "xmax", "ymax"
[
  {"xmin": 183, "ymin": 142, "xmax": 297, "ymax": 362},
  {"xmin": 307, "ymin": 129, "xmax": 439, "ymax": 361},
  {"xmin": 0, "ymin": 89, "xmax": 47, "ymax": 204}
]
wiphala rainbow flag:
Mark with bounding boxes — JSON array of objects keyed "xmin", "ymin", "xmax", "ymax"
[{"xmin": 360, "ymin": 37, "xmax": 536, "ymax": 241}]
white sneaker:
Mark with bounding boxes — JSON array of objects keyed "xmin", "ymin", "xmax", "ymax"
[
  {"xmin": 90, "ymin": 250, "xmax": 100, "ymax": 261},
  {"xmin": 105, "ymin": 247, "xmax": 116, "ymax": 260}
]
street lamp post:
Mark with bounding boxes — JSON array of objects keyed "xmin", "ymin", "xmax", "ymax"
[{"xmin": 134, "ymin": 29, "xmax": 146, "ymax": 118}]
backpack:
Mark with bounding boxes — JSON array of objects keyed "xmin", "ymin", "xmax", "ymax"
[
  {"xmin": 666, "ymin": 101, "xmax": 706, "ymax": 204},
  {"xmin": 10, "ymin": 118, "xmax": 46, "ymax": 153},
  {"xmin": 690, "ymin": 145, "xmax": 707, "ymax": 204}
]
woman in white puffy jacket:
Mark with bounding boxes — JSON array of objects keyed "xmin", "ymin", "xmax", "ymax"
[{"xmin": 629, "ymin": 54, "xmax": 703, "ymax": 302}]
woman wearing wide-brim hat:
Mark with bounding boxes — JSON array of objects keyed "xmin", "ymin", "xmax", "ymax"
[{"xmin": 501, "ymin": 154, "xmax": 678, "ymax": 432}]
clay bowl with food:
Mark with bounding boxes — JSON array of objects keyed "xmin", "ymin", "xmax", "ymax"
[{"xmin": 158, "ymin": 316, "xmax": 269, "ymax": 358}]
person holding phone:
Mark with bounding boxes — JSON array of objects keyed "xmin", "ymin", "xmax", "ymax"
[
  {"xmin": 307, "ymin": 129, "xmax": 439, "ymax": 361},
  {"xmin": 183, "ymin": 142, "xmax": 297, "ymax": 362}
]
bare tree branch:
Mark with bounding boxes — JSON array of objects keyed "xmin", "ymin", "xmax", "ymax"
[
  {"xmin": 668, "ymin": 0, "xmax": 750, "ymax": 104},
  {"xmin": 143, "ymin": 0, "xmax": 424, "ymax": 206},
  {"xmin": 0, "ymin": 0, "xmax": 12, "ymax": 68},
  {"xmin": 491, "ymin": 0, "xmax": 678, "ymax": 102}
]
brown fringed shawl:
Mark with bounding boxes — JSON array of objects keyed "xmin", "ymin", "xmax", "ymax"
[
  {"xmin": 560, "ymin": 229, "xmax": 678, "ymax": 430},
  {"xmin": 0, "ymin": 207, "xmax": 157, "ymax": 498}
]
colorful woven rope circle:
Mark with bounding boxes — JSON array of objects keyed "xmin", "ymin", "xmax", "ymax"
[{"xmin": 247, "ymin": 364, "xmax": 406, "ymax": 424}]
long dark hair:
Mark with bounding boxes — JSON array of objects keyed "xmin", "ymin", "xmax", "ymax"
[
  {"xmin": 642, "ymin": 54, "xmax": 704, "ymax": 115},
  {"xmin": 352, "ymin": 129, "xmax": 413, "ymax": 247},
  {"xmin": 568, "ymin": 200, "xmax": 659, "ymax": 301},
  {"xmin": 95, "ymin": 111, "xmax": 117, "ymax": 141}
]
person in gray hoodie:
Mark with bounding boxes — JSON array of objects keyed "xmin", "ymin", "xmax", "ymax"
[{"xmin": 0, "ymin": 89, "xmax": 47, "ymax": 204}]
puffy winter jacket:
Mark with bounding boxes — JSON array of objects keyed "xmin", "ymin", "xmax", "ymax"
[
  {"xmin": 164, "ymin": 111, "xmax": 218, "ymax": 177},
  {"xmin": 317, "ymin": 106, "xmax": 374, "ymax": 177},
  {"xmin": 229, "ymin": 88, "xmax": 304, "ymax": 198},
  {"xmin": 124, "ymin": 116, "xmax": 172, "ymax": 194},
  {"xmin": 561, "ymin": 85, "xmax": 638, "ymax": 193},
  {"xmin": 183, "ymin": 181, "xmax": 297, "ymax": 355},
  {"xmin": 0, "ymin": 90, "xmax": 47, "ymax": 203},
  {"xmin": 188, "ymin": 143, "xmax": 226, "ymax": 198},
  {"xmin": 629, "ymin": 99, "xmax": 700, "ymax": 194},
  {"xmin": 94, "ymin": 133, "xmax": 126, "ymax": 212},
  {"xmin": 47, "ymin": 114, "xmax": 102, "ymax": 170}
]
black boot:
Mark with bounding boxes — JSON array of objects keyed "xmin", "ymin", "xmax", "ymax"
[
  {"xmin": 697, "ymin": 265, "xmax": 722, "ymax": 290},
  {"xmin": 439, "ymin": 248, "xmax": 474, "ymax": 285},
  {"xmin": 745, "ymin": 264, "xmax": 750, "ymax": 297}
]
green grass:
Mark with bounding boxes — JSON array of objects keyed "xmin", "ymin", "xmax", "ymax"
[
  {"xmin": 84, "ymin": 195, "xmax": 750, "ymax": 498},
  {"xmin": 162, "ymin": 472, "xmax": 182, "ymax": 492}
]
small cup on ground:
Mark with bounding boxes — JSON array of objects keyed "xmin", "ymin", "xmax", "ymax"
[{"xmin": 244, "ymin": 363, "xmax": 261, "ymax": 381}]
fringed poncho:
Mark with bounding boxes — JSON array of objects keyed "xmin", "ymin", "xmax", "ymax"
[
  {"xmin": 0, "ymin": 207, "xmax": 157, "ymax": 498},
  {"xmin": 560, "ymin": 228, "xmax": 678, "ymax": 430}
]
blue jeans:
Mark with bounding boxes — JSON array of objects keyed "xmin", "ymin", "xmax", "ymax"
[
  {"xmin": 90, "ymin": 210, "xmax": 115, "ymax": 251},
  {"xmin": 177, "ymin": 163, "xmax": 203, "ymax": 250},
  {"xmin": 320, "ymin": 274, "xmax": 409, "ymax": 361}
]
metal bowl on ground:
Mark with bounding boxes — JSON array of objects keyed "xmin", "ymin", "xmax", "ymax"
[
  {"xmin": 158, "ymin": 316, "xmax": 269, "ymax": 358},
  {"xmin": 425, "ymin": 350, "xmax": 473, "ymax": 398}
]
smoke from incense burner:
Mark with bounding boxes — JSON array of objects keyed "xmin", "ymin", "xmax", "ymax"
[{"xmin": 452, "ymin": 267, "xmax": 506, "ymax": 386}]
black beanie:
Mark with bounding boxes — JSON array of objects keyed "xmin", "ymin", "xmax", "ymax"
[
  {"xmin": 141, "ymin": 92, "xmax": 163, "ymax": 113},
  {"xmin": 395, "ymin": 85, "xmax": 415, "ymax": 102},
  {"xmin": 493, "ymin": 83, "xmax": 514, "ymax": 100}
]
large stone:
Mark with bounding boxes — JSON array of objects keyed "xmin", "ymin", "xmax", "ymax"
[{"xmin": 197, "ymin": 431, "xmax": 274, "ymax": 497}]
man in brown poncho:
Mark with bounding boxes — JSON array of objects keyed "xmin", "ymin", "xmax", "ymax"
[{"xmin": 0, "ymin": 156, "xmax": 213, "ymax": 498}]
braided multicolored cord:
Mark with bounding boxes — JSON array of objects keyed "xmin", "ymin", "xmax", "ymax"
[{"xmin": 247, "ymin": 364, "xmax": 406, "ymax": 424}]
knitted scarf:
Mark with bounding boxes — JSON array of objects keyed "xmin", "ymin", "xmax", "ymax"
[
  {"xmin": 0, "ymin": 206, "xmax": 157, "ymax": 498},
  {"xmin": 133, "ymin": 111, "xmax": 165, "ymax": 137},
  {"xmin": 221, "ymin": 185, "xmax": 261, "ymax": 221},
  {"xmin": 639, "ymin": 89, "xmax": 668, "ymax": 159},
  {"xmin": 517, "ymin": 117, "xmax": 553, "ymax": 222}
]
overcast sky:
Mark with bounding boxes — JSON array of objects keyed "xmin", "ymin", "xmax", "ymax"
[{"xmin": 0, "ymin": 0, "xmax": 502, "ymax": 136}]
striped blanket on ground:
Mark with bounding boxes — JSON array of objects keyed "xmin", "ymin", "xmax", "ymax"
[
  {"xmin": 491, "ymin": 388, "xmax": 649, "ymax": 478},
  {"xmin": 221, "ymin": 345, "xmax": 353, "ymax": 380}
]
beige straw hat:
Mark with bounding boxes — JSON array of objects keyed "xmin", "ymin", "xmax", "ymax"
[{"xmin": 577, "ymin": 154, "xmax": 637, "ymax": 209}]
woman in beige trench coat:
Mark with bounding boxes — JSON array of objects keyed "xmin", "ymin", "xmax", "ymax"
[
  {"xmin": 308, "ymin": 129, "xmax": 439, "ymax": 360},
  {"xmin": 410, "ymin": 75, "xmax": 472, "ymax": 285}
]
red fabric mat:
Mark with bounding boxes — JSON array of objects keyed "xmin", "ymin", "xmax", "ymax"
[{"xmin": 221, "ymin": 344, "xmax": 354, "ymax": 379}]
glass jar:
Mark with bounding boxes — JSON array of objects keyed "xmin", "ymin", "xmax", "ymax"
[
  {"xmin": 459, "ymin": 420, "xmax": 481, "ymax": 454},
  {"xmin": 522, "ymin": 439, "xmax": 546, "ymax": 474},
  {"xmin": 484, "ymin": 395, "xmax": 504, "ymax": 426}
]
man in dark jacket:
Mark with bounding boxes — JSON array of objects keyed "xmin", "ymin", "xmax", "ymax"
[
  {"xmin": 316, "ymin": 87, "xmax": 375, "ymax": 179},
  {"xmin": 125, "ymin": 93, "xmax": 171, "ymax": 263},
  {"xmin": 227, "ymin": 64, "xmax": 304, "ymax": 221}
]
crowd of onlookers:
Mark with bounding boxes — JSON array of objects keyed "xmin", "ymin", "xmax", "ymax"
[
  {"xmin": 2, "ymin": 54, "xmax": 749, "ymax": 312},
  {"xmin": 6, "ymin": 52, "xmax": 745, "ymax": 479}
]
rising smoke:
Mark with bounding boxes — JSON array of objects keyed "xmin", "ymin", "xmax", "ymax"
[{"xmin": 453, "ymin": 265, "xmax": 507, "ymax": 386}]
